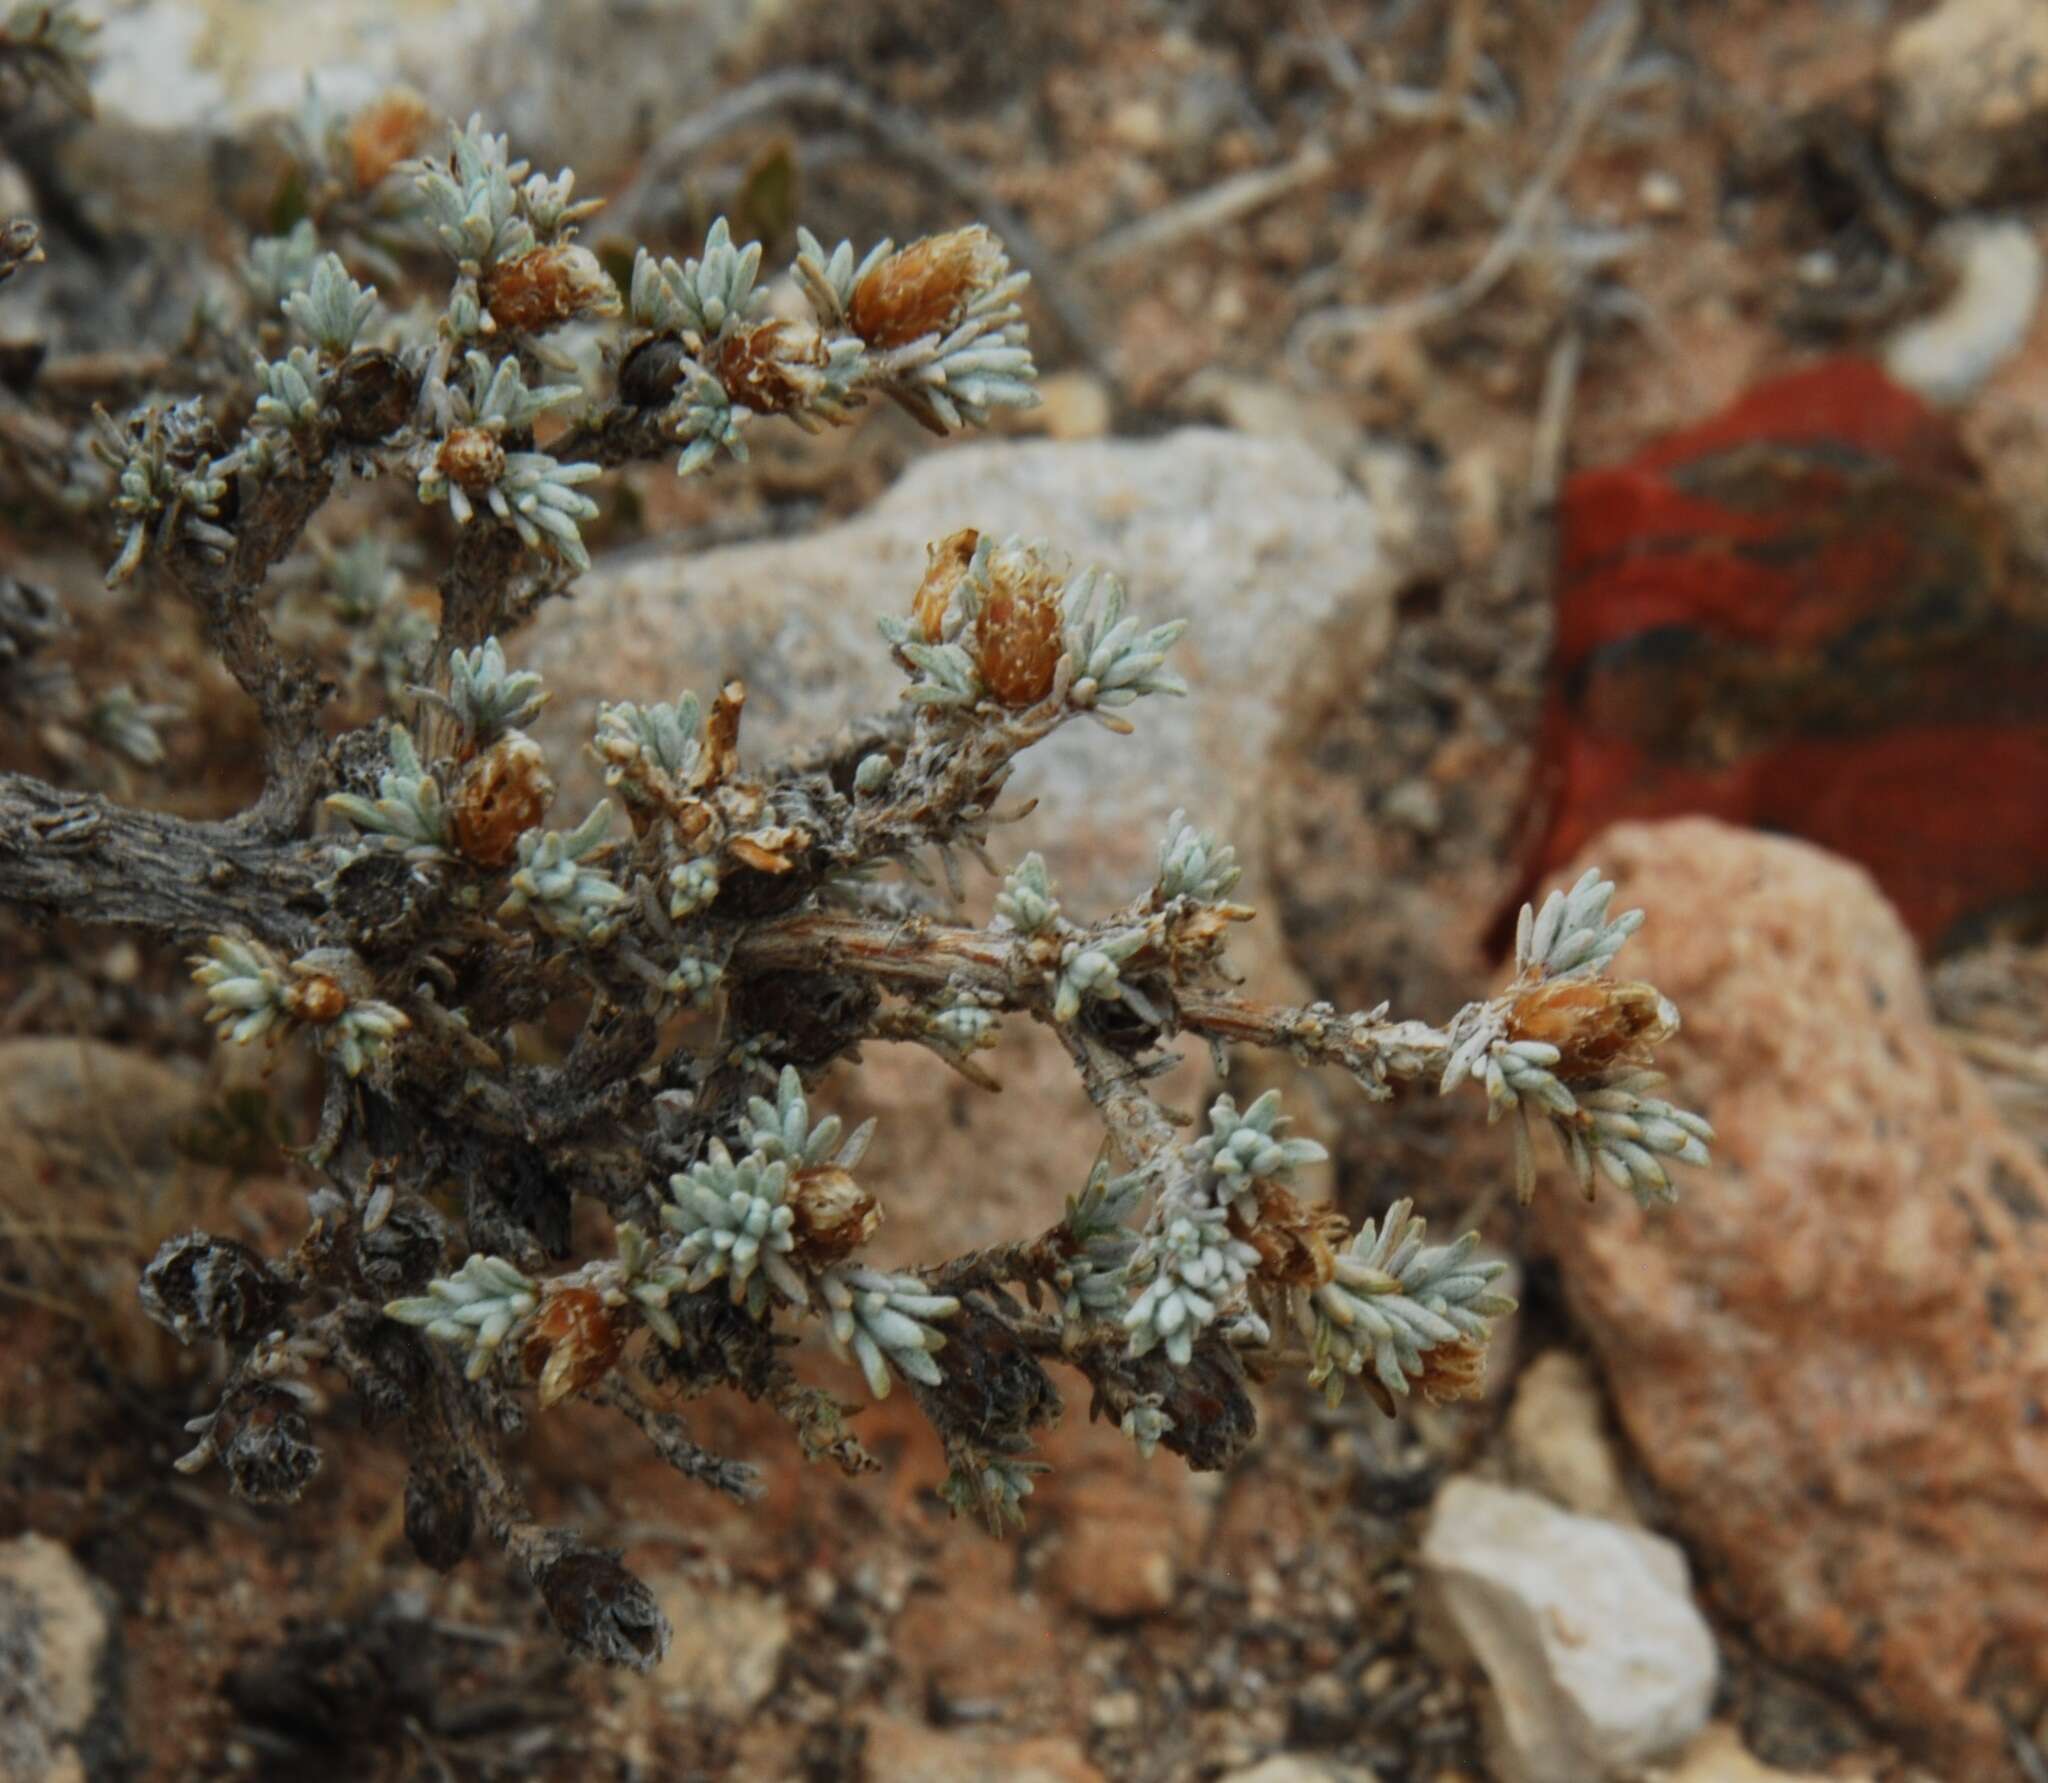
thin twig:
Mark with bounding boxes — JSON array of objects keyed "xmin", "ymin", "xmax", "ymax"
[
  {"xmin": 1288, "ymin": 0, "xmax": 1639, "ymax": 377},
  {"xmin": 1078, "ymin": 142, "xmax": 1336, "ymax": 270}
]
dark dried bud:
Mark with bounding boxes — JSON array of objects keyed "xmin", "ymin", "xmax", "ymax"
[
  {"xmin": 330, "ymin": 847, "xmax": 442, "ymax": 958},
  {"xmin": 911, "ymin": 1301, "xmax": 1061, "ymax": 1450},
  {"xmin": 404, "ymin": 1457, "xmax": 476, "ymax": 1571},
  {"xmin": 534, "ymin": 1546, "xmax": 671, "ymax": 1670},
  {"xmin": 332, "ymin": 1308, "xmax": 431, "ymax": 1425},
  {"xmin": 330, "ymin": 348, "xmax": 414, "ymax": 444},
  {"xmin": 849, "ymin": 225, "xmax": 1007, "ymax": 349},
  {"xmin": 618, "ymin": 334, "xmax": 690, "ymax": 408},
  {"xmin": 220, "ymin": 1386, "xmax": 323, "ymax": 1505},
  {"xmin": 436, "ymin": 426, "xmax": 505, "ymax": 491},
  {"xmin": 726, "ymin": 968, "xmax": 880, "ymax": 1068},
  {"xmin": 353, "ymin": 1198, "xmax": 448, "ymax": 1297},
  {"xmin": 140, "ymin": 1231, "xmax": 291, "ymax": 1345},
  {"xmin": 482, "ymin": 244, "xmax": 620, "ymax": 334},
  {"xmin": 450, "ymin": 730, "xmax": 554, "ymax": 868},
  {"xmin": 711, "ymin": 318, "xmax": 826, "ymax": 416},
  {"xmin": 1110, "ymin": 1338, "xmax": 1258, "ymax": 1473}
]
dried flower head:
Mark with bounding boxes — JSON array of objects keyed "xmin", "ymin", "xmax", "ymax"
[
  {"xmin": 521, "ymin": 1286, "xmax": 625, "ymax": 1408},
  {"xmin": 850, "ymin": 225, "xmax": 1008, "ymax": 349},
  {"xmin": 1508, "ymin": 975, "xmax": 1678, "ymax": 1078},
  {"xmin": 710, "ymin": 317, "xmax": 828, "ymax": 417},
  {"xmin": 911, "ymin": 526, "xmax": 980, "ymax": 643},
  {"xmin": 451, "ymin": 731, "xmax": 555, "ymax": 868},
  {"xmin": 972, "ymin": 540, "xmax": 1065, "ymax": 707},
  {"xmin": 787, "ymin": 1165, "xmax": 883, "ymax": 1268},
  {"xmin": 1231, "ymin": 1181, "xmax": 1347, "ymax": 1290},
  {"xmin": 436, "ymin": 426, "xmax": 506, "ymax": 492},
  {"xmin": 483, "ymin": 242, "xmax": 620, "ymax": 334},
  {"xmin": 345, "ymin": 85, "xmax": 434, "ymax": 191},
  {"xmin": 1412, "ymin": 1336, "xmax": 1490, "ymax": 1407},
  {"xmin": 285, "ymin": 970, "xmax": 349, "ymax": 1025}
]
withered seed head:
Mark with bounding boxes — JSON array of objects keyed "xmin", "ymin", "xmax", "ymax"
[
  {"xmin": 972, "ymin": 546, "xmax": 1065, "ymax": 707},
  {"xmin": 345, "ymin": 86, "xmax": 434, "ymax": 191},
  {"xmin": 712, "ymin": 318, "xmax": 827, "ymax": 416},
  {"xmin": 437, "ymin": 426, "xmax": 506, "ymax": 491},
  {"xmin": 788, "ymin": 1165, "xmax": 882, "ymax": 1267},
  {"xmin": 1231, "ymin": 1181, "xmax": 1346, "ymax": 1290},
  {"xmin": 482, "ymin": 243, "xmax": 620, "ymax": 334},
  {"xmin": 521, "ymin": 1286, "xmax": 624, "ymax": 1409},
  {"xmin": 1412, "ymin": 1336, "xmax": 1490, "ymax": 1407},
  {"xmin": 849, "ymin": 226, "xmax": 1006, "ymax": 349},
  {"xmin": 910, "ymin": 527, "xmax": 980, "ymax": 643},
  {"xmin": 451, "ymin": 730, "xmax": 554, "ymax": 868},
  {"xmin": 1508, "ymin": 976, "xmax": 1677, "ymax": 1078}
]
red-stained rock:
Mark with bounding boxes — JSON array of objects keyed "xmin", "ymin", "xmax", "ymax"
[{"xmin": 1528, "ymin": 818, "xmax": 2048, "ymax": 1775}]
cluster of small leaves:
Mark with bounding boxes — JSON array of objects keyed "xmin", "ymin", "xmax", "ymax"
[
  {"xmin": 326, "ymin": 726, "xmax": 447, "ymax": 858},
  {"xmin": 1300, "ymin": 1200, "xmax": 1516, "ymax": 1411},
  {"xmin": 1443, "ymin": 869, "xmax": 1715, "ymax": 1204},
  {"xmin": 416, "ymin": 351, "xmax": 601, "ymax": 568},
  {"xmin": 500, "ymin": 802, "xmax": 627, "ymax": 943},
  {"xmin": 625, "ymin": 216, "xmax": 1036, "ymax": 480},
  {"xmin": 392, "ymin": 1068, "xmax": 956, "ymax": 1403},
  {"xmin": 191, "ymin": 937, "xmax": 407, "ymax": 1077}
]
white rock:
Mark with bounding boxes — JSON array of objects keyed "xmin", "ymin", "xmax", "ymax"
[
  {"xmin": 1885, "ymin": 0, "xmax": 2048, "ymax": 207},
  {"xmin": 527, "ymin": 428, "xmax": 1400, "ymax": 916},
  {"xmin": 69, "ymin": 0, "xmax": 777, "ymax": 232},
  {"xmin": 0, "ymin": 1534, "xmax": 116, "ymax": 1783},
  {"xmin": 1503, "ymin": 1350, "xmax": 1634, "ymax": 1523},
  {"xmin": 1420, "ymin": 1477, "xmax": 1716, "ymax": 1783},
  {"xmin": 1884, "ymin": 217, "xmax": 2044, "ymax": 406}
]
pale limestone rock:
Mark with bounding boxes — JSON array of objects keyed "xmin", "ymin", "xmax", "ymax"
[{"xmin": 1420, "ymin": 1477, "xmax": 1716, "ymax": 1783}]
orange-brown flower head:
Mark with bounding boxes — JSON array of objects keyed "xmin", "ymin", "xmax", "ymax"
[
  {"xmin": 909, "ymin": 527, "xmax": 980, "ymax": 644},
  {"xmin": 520, "ymin": 1286, "xmax": 624, "ymax": 1409},
  {"xmin": 1508, "ymin": 975, "xmax": 1677, "ymax": 1078},
  {"xmin": 345, "ymin": 86, "xmax": 434, "ymax": 192},
  {"xmin": 787, "ymin": 1165, "xmax": 882, "ymax": 1268},
  {"xmin": 436, "ymin": 426, "xmax": 505, "ymax": 492},
  {"xmin": 849, "ymin": 225, "xmax": 1008, "ymax": 349},
  {"xmin": 451, "ymin": 731, "xmax": 554, "ymax": 868},
  {"xmin": 284, "ymin": 973, "xmax": 349, "ymax": 1026},
  {"xmin": 972, "ymin": 542, "xmax": 1066, "ymax": 708},
  {"xmin": 482, "ymin": 243, "xmax": 620, "ymax": 334},
  {"xmin": 712, "ymin": 318, "xmax": 828, "ymax": 417}
]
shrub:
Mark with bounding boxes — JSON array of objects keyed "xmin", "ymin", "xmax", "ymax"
[{"xmin": 0, "ymin": 90, "xmax": 1709, "ymax": 1667}]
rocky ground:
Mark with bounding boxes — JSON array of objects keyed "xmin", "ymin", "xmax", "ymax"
[{"xmin": 5, "ymin": 0, "xmax": 2048, "ymax": 1779}]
